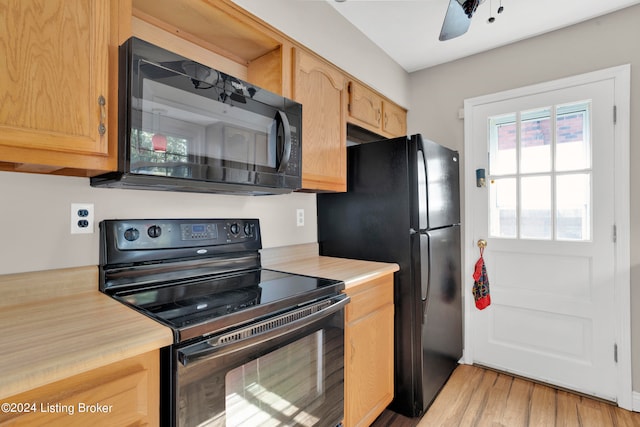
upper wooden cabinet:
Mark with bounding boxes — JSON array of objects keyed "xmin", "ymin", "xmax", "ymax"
[
  {"xmin": 348, "ymin": 81, "xmax": 383, "ymax": 131},
  {"xmin": 382, "ymin": 99, "xmax": 408, "ymax": 137},
  {"xmin": 347, "ymin": 80, "xmax": 407, "ymax": 139},
  {"xmin": 0, "ymin": 0, "xmax": 118, "ymax": 175},
  {"xmin": 293, "ymin": 48, "xmax": 347, "ymax": 192},
  {"xmin": 130, "ymin": 0, "xmax": 292, "ymax": 98}
]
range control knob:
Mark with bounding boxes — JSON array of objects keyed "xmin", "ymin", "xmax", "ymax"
[
  {"xmin": 123, "ymin": 228, "xmax": 140, "ymax": 241},
  {"xmin": 147, "ymin": 225, "xmax": 162, "ymax": 238},
  {"xmin": 243, "ymin": 223, "xmax": 253, "ymax": 236},
  {"xmin": 229, "ymin": 223, "xmax": 240, "ymax": 235}
]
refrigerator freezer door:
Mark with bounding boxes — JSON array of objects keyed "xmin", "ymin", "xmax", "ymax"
[
  {"xmin": 418, "ymin": 136, "xmax": 461, "ymax": 229},
  {"xmin": 420, "ymin": 225, "xmax": 463, "ymax": 411}
]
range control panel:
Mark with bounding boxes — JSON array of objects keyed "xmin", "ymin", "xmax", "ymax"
[{"xmin": 105, "ymin": 218, "xmax": 260, "ymax": 251}]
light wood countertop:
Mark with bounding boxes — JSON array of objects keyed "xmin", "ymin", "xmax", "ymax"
[
  {"xmin": 261, "ymin": 243, "xmax": 399, "ymax": 291},
  {"xmin": 0, "ymin": 266, "xmax": 173, "ymax": 400}
]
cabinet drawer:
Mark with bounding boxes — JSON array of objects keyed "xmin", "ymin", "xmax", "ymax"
[{"xmin": 345, "ymin": 274, "xmax": 393, "ymax": 322}]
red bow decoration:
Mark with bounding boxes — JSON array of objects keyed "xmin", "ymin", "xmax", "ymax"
[{"xmin": 472, "ymin": 247, "xmax": 491, "ymax": 310}]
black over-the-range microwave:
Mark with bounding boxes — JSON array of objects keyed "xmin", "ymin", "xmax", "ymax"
[{"xmin": 91, "ymin": 37, "xmax": 302, "ymax": 195}]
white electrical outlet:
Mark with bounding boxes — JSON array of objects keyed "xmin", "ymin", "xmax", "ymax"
[
  {"xmin": 296, "ymin": 208, "xmax": 304, "ymax": 227},
  {"xmin": 71, "ymin": 203, "xmax": 94, "ymax": 234}
]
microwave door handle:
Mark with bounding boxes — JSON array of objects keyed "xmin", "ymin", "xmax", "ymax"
[
  {"xmin": 275, "ymin": 110, "xmax": 292, "ymax": 173},
  {"xmin": 178, "ymin": 294, "xmax": 350, "ymax": 366}
]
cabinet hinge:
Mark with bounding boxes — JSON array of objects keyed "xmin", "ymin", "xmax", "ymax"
[
  {"xmin": 614, "ymin": 343, "xmax": 618, "ymax": 363},
  {"xmin": 613, "ymin": 224, "xmax": 617, "ymax": 243},
  {"xmin": 613, "ymin": 105, "xmax": 617, "ymax": 124}
]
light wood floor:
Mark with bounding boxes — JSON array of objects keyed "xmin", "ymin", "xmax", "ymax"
[{"xmin": 370, "ymin": 365, "xmax": 640, "ymax": 427}]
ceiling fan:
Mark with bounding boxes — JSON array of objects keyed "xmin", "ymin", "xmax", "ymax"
[{"xmin": 439, "ymin": 0, "xmax": 503, "ymax": 41}]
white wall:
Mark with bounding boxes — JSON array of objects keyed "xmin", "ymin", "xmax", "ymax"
[
  {"xmin": 0, "ymin": 172, "xmax": 316, "ymax": 274},
  {"xmin": 408, "ymin": 4, "xmax": 640, "ymax": 395}
]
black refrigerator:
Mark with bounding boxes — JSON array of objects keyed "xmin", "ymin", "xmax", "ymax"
[{"xmin": 317, "ymin": 134, "xmax": 462, "ymax": 418}]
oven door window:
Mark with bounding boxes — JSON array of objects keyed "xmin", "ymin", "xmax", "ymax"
[
  {"xmin": 176, "ymin": 321, "xmax": 344, "ymax": 427},
  {"xmin": 227, "ymin": 332, "xmax": 326, "ymax": 426}
]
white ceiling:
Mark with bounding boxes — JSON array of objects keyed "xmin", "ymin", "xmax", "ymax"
[{"xmin": 327, "ymin": 0, "xmax": 640, "ymax": 72}]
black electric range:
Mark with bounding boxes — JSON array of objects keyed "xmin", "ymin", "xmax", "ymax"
[{"xmin": 99, "ymin": 218, "xmax": 349, "ymax": 427}]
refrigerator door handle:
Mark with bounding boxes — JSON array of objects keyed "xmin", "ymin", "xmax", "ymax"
[
  {"xmin": 420, "ymin": 232, "xmax": 432, "ymax": 303},
  {"xmin": 416, "ymin": 143, "xmax": 429, "ymax": 230}
]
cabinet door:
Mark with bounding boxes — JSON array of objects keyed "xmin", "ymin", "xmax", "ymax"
[
  {"xmin": 382, "ymin": 101, "xmax": 407, "ymax": 137},
  {"xmin": 344, "ymin": 275, "xmax": 394, "ymax": 427},
  {"xmin": 345, "ymin": 303, "xmax": 394, "ymax": 427},
  {"xmin": 348, "ymin": 81, "xmax": 382, "ymax": 130},
  {"xmin": 0, "ymin": 0, "xmax": 113, "ymax": 173},
  {"xmin": 293, "ymin": 48, "xmax": 346, "ymax": 192},
  {"xmin": 0, "ymin": 350, "xmax": 160, "ymax": 426}
]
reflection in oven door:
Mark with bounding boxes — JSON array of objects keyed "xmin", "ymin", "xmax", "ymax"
[{"xmin": 174, "ymin": 297, "xmax": 347, "ymax": 427}]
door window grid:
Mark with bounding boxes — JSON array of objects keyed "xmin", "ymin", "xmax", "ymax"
[{"xmin": 488, "ymin": 102, "xmax": 592, "ymax": 241}]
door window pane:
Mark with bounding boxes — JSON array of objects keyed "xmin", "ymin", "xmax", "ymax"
[
  {"xmin": 520, "ymin": 108, "xmax": 551, "ymax": 173},
  {"xmin": 520, "ymin": 176, "xmax": 552, "ymax": 239},
  {"xmin": 557, "ymin": 174, "xmax": 591, "ymax": 240},
  {"xmin": 489, "ymin": 114, "xmax": 517, "ymax": 175},
  {"xmin": 490, "ymin": 178, "xmax": 517, "ymax": 238},
  {"xmin": 556, "ymin": 102, "xmax": 591, "ymax": 171},
  {"xmin": 488, "ymin": 101, "xmax": 592, "ymax": 242}
]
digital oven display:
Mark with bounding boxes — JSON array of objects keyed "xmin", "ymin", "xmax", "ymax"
[{"xmin": 181, "ymin": 223, "xmax": 217, "ymax": 240}]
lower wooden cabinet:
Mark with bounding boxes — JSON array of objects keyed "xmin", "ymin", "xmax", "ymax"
[
  {"xmin": 344, "ymin": 274, "xmax": 394, "ymax": 427},
  {"xmin": 0, "ymin": 350, "xmax": 160, "ymax": 426}
]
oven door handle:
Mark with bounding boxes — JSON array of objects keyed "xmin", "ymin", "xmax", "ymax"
[{"xmin": 178, "ymin": 294, "xmax": 350, "ymax": 366}]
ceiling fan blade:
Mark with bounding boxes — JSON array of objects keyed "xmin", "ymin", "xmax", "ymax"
[{"xmin": 439, "ymin": 0, "xmax": 472, "ymax": 41}]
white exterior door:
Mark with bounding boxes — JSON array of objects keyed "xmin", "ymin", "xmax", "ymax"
[{"xmin": 463, "ymin": 66, "xmax": 631, "ymax": 405}]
